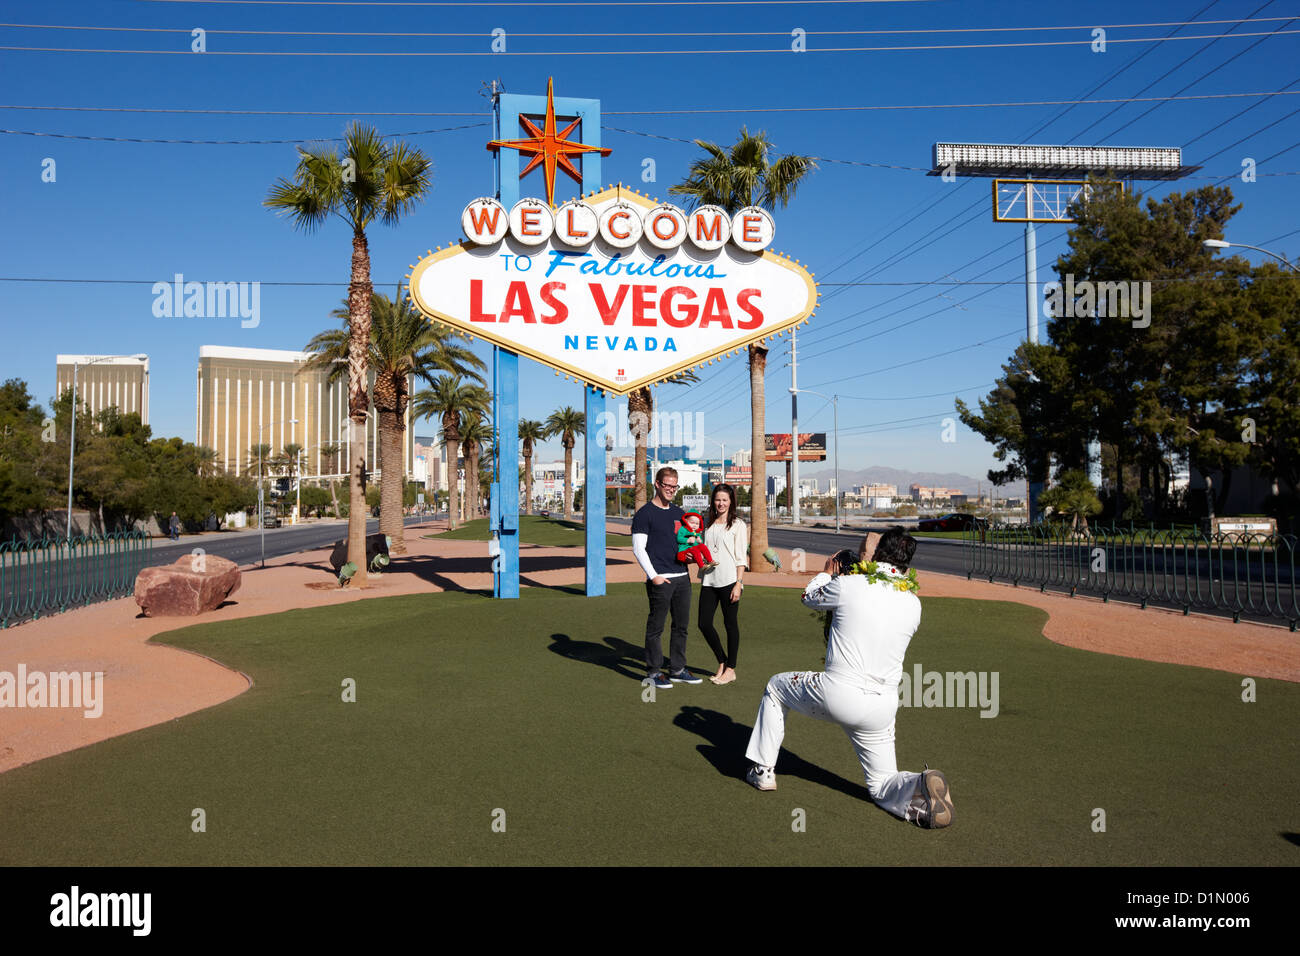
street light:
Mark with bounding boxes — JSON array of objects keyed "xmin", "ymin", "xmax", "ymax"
[
  {"xmin": 695, "ymin": 435, "xmax": 726, "ymax": 492},
  {"xmin": 258, "ymin": 417, "xmax": 298, "ymax": 567},
  {"xmin": 1203, "ymin": 238, "xmax": 1298, "ymax": 272},
  {"xmin": 789, "ymin": 387, "xmax": 840, "ymax": 533}
]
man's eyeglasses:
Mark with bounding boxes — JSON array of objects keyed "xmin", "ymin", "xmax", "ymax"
[{"xmin": 658, "ymin": 481, "xmax": 678, "ymax": 491}]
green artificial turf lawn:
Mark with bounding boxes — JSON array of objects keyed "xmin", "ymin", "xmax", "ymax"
[
  {"xmin": 430, "ymin": 514, "xmax": 629, "ymax": 548},
  {"xmin": 0, "ymin": 583, "xmax": 1296, "ymax": 866}
]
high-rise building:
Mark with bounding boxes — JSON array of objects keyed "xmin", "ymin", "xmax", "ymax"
[
  {"xmin": 55, "ymin": 354, "xmax": 150, "ymax": 425},
  {"xmin": 195, "ymin": 345, "xmax": 413, "ymax": 480}
]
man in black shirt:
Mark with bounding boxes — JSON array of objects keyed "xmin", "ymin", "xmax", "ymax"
[{"xmin": 631, "ymin": 467, "xmax": 702, "ymax": 689}]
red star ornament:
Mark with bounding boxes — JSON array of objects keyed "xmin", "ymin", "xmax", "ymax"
[{"xmin": 486, "ymin": 77, "xmax": 612, "ymax": 207}]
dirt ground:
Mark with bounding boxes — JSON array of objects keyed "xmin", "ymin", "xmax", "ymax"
[{"xmin": 1, "ymin": 518, "xmax": 1295, "ymax": 775}]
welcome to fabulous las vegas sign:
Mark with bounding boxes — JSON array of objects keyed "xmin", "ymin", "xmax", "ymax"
[{"xmin": 405, "ymin": 86, "xmax": 818, "ymax": 396}]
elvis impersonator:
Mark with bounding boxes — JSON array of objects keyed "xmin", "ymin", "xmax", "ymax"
[{"xmin": 743, "ymin": 528, "xmax": 954, "ymax": 829}]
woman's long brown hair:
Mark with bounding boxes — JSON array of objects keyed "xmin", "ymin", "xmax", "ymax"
[{"xmin": 707, "ymin": 483, "xmax": 738, "ymax": 530}]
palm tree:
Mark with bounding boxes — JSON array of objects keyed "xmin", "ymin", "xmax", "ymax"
[
  {"xmin": 627, "ymin": 370, "xmax": 699, "ymax": 511},
  {"xmin": 319, "ymin": 441, "xmax": 343, "ymax": 476},
  {"xmin": 272, "ymin": 443, "xmax": 305, "ymax": 480},
  {"xmin": 246, "ymin": 444, "xmax": 273, "ymax": 474},
  {"xmin": 670, "ymin": 127, "xmax": 816, "ymax": 572},
  {"xmin": 195, "ymin": 446, "xmax": 220, "ymax": 479},
  {"xmin": 317, "ymin": 440, "xmax": 343, "ymax": 514},
  {"xmin": 459, "ymin": 410, "xmax": 492, "ymax": 522},
  {"xmin": 543, "ymin": 407, "xmax": 585, "ymax": 520},
  {"xmin": 266, "ymin": 122, "xmax": 432, "ymax": 587},
  {"xmin": 518, "ymin": 419, "xmax": 545, "ymax": 516},
  {"xmin": 477, "ymin": 440, "xmax": 495, "ymax": 508},
  {"xmin": 304, "ymin": 290, "xmax": 485, "ymax": 553},
  {"xmin": 412, "ymin": 375, "xmax": 490, "ymax": 530}
]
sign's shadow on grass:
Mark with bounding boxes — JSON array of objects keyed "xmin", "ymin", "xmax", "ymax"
[{"xmin": 673, "ymin": 704, "xmax": 876, "ymax": 804}]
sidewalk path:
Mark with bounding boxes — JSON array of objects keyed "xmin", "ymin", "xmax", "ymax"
[{"xmin": 1, "ymin": 524, "xmax": 1294, "ymax": 774}]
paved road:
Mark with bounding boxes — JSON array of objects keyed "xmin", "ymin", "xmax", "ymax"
[
  {"xmin": 148, "ymin": 514, "xmax": 440, "ymax": 570},
  {"xmin": 0, "ymin": 515, "xmax": 444, "ymax": 626},
  {"xmin": 606, "ymin": 516, "xmax": 1293, "ymax": 626}
]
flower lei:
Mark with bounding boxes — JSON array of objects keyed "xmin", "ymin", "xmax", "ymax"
[
  {"xmin": 842, "ymin": 560, "xmax": 920, "ymax": 594},
  {"xmin": 814, "ymin": 561, "xmax": 919, "ymax": 647}
]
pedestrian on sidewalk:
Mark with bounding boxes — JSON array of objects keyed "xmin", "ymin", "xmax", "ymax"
[
  {"xmin": 631, "ymin": 466, "xmax": 702, "ymax": 690},
  {"xmin": 699, "ymin": 483, "xmax": 746, "ymax": 685},
  {"xmin": 168, "ymin": 512, "xmax": 181, "ymax": 541}
]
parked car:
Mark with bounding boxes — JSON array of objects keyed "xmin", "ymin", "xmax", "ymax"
[
  {"xmin": 261, "ymin": 509, "xmax": 282, "ymax": 529},
  {"xmin": 916, "ymin": 512, "xmax": 987, "ymax": 532}
]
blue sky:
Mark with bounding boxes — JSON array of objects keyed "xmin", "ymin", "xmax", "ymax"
[{"xmin": 2, "ymin": 0, "xmax": 1297, "ymax": 484}]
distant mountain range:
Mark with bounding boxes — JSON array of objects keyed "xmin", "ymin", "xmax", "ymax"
[{"xmin": 800, "ymin": 465, "xmax": 999, "ymax": 497}]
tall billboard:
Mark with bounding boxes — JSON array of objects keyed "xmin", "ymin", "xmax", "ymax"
[{"xmin": 765, "ymin": 433, "xmax": 827, "ymax": 462}]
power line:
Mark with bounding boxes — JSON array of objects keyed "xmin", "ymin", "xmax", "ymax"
[
  {"xmin": 6, "ymin": 29, "xmax": 1300, "ymax": 56},
  {"xmin": 0, "ymin": 122, "xmax": 487, "ymax": 144},
  {"xmin": 1069, "ymin": 0, "xmax": 1283, "ymax": 142},
  {"xmin": 1097, "ymin": 3, "xmax": 1296, "ymax": 142},
  {"xmin": 806, "ymin": 329, "xmax": 1025, "ymax": 390},
  {"xmin": 1183, "ymin": 74, "xmax": 1300, "ymax": 147},
  {"xmin": 6, "ymin": 16, "xmax": 1297, "ymax": 37},
  {"xmin": 7, "ymin": 88, "xmax": 1298, "ymax": 117},
  {"xmin": 140, "ymin": 0, "xmax": 935, "ymax": 6}
]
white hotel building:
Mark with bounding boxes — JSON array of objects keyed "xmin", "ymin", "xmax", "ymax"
[
  {"xmin": 194, "ymin": 345, "xmax": 414, "ymax": 480},
  {"xmin": 55, "ymin": 354, "xmax": 150, "ymax": 425}
]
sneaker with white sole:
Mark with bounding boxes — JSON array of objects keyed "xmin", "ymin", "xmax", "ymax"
[
  {"xmin": 646, "ymin": 672, "xmax": 672, "ymax": 690},
  {"xmin": 911, "ymin": 766, "xmax": 954, "ymax": 829},
  {"xmin": 746, "ymin": 765, "xmax": 776, "ymax": 791},
  {"xmin": 669, "ymin": 668, "xmax": 703, "ymax": 685}
]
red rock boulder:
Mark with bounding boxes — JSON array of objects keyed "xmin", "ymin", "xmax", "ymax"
[{"xmin": 134, "ymin": 553, "xmax": 241, "ymax": 617}]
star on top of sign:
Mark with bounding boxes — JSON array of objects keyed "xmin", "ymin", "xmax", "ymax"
[{"xmin": 486, "ymin": 77, "xmax": 612, "ymax": 207}]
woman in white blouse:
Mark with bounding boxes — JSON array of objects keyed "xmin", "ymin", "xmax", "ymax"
[{"xmin": 699, "ymin": 483, "xmax": 747, "ymax": 685}]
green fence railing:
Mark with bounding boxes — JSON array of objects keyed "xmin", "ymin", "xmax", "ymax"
[
  {"xmin": 0, "ymin": 532, "xmax": 153, "ymax": 628},
  {"xmin": 963, "ymin": 523, "xmax": 1300, "ymax": 629}
]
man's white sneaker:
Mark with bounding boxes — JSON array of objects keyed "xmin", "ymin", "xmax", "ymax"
[
  {"xmin": 746, "ymin": 765, "xmax": 776, "ymax": 791},
  {"xmin": 911, "ymin": 767, "xmax": 954, "ymax": 829}
]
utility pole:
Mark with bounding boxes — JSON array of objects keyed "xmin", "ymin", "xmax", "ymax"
[{"xmin": 791, "ymin": 328, "xmax": 800, "ymax": 525}]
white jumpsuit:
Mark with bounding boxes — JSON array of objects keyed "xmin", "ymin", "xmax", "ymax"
[{"xmin": 745, "ymin": 571, "xmax": 925, "ymax": 821}]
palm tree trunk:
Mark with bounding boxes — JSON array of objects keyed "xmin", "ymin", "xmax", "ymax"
[
  {"xmin": 346, "ymin": 228, "xmax": 373, "ymax": 587},
  {"xmin": 524, "ymin": 448, "xmax": 534, "ymax": 515},
  {"xmin": 564, "ymin": 442, "xmax": 574, "ymax": 520},
  {"xmin": 630, "ymin": 388, "xmax": 650, "ymax": 511},
  {"xmin": 748, "ymin": 343, "xmax": 770, "ymax": 573},
  {"xmin": 445, "ymin": 437, "xmax": 460, "ymax": 530},
  {"xmin": 378, "ymin": 407, "xmax": 406, "ymax": 554},
  {"xmin": 465, "ymin": 440, "xmax": 479, "ymax": 521}
]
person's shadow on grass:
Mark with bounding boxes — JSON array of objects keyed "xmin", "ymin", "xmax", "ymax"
[
  {"xmin": 546, "ymin": 633, "xmax": 646, "ymax": 681},
  {"xmin": 673, "ymin": 704, "xmax": 875, "ymax": 803}
]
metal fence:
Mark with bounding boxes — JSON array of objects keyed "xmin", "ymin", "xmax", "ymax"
[
  {"xmin": 0, "ymin": 532, "xmax": 153, "ymax": 628},
  {"xmin": 963, "ymin": 523, "xmax": 1300, "ymax": 629}
]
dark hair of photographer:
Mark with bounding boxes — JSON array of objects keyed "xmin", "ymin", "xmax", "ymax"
[{"xmin": 871, "ymin": 527, "xmax": 917, "ymax": 571}]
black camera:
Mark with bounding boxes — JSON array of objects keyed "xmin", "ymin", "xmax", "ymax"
[{"xmin": 830, "ymin": 549, "xmax": 857, "ymax": 576}]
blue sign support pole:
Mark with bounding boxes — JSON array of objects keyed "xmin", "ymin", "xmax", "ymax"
[
  {"xmin": 492, "ymin": 89, "xmax": 605, "ymax": 599},
  {"xmin": 584, "ymin": 385, "xmax": 606, "ymax": 596}
]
